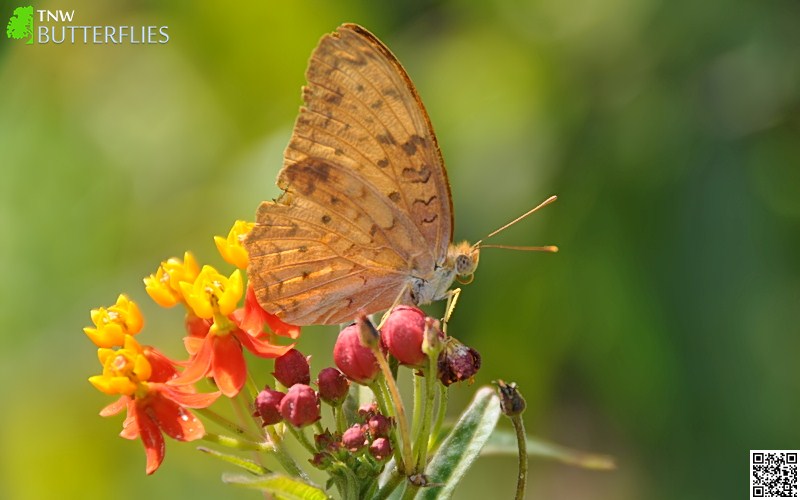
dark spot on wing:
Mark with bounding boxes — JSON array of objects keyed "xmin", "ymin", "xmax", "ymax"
[
  {"xmin": 371, "ymin": 100, "xmax": 383, "ymax": 109},
  {"xmin": 324, "ymin": 92, "xmax": 342, "ymax": 105},
  {"xmin": 322, "ymin": 215, "xmax": 332, "ymax": 224},
  {"xmin": 402, "ymin": 140, "xmax": 417, "ymax": 156},
  {"xmin": 299, "ymin": 245, "xmax": 308, "ymax": 253},
  {"xmin": 389, "ymin": 191, "xmax": 401, "ymax": 202},
  {"xmin": 284, "ymin": 158, "xmax": 331, "ymax": 196},
  {"xmin": 413, "ymin": 195, "xmax": 437, "ymax": 206},
  {"xmin": 402, "ymin": 165, "xmax": 432, "ymax": 184},
  {"xmin": 377, "ymin": 158, "xmax": 389, "ymax": 168},
  {"xmin": 377, "ymin": 133, "xmax": 395, "ymax": 145}
]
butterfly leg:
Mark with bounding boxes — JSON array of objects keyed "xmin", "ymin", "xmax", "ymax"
[
  {"xmin": 442, "ymin": 287, "xmax": 461, "ymax": 334},
  {"xmin": 377, "ymin": 282, "xmax": 412, "ymax": 330}
]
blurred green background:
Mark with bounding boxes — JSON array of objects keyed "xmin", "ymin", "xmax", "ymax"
[{"xmin": 2, "ymin": 0, "xmax": 799, "ymax": 498}]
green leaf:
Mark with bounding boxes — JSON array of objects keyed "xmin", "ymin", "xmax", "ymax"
[
  {"xmin": 223, "ymin": 472, "xmax": 330, "ymax": 500},
  {"xmin": 415, "ymin": 386, "xmax": 501, "ymax": 499},
  {"xmin": 482, "ymin": 430, "xmax": 616, "ymax": 470}
]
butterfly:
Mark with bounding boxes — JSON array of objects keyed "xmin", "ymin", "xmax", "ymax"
[{"xmin": 245, "ymin": 23, "xmax": 555, "ymax": 326}]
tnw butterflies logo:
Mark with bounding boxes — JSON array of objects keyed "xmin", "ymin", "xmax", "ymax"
[{"xmin": 6, "ymin": 5, "xmax": 34, "ymax": 45}]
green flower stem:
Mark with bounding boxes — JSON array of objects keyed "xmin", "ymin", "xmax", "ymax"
[
  {"xmin": 245, "ymin": 372, "xmax": 260, "ymax": 400},
  {"xmin": 431, "ymin": 384, "xmax": 448, "ymax": 447},
  {"xmin": 412, "ymin": 371, "xmax": 424, "ymax": 436},
  {"xmin": 232, "ymin": 389, "xmax": 258, "ymax": 436},
  {"xmin": 400, "ymin": 481, "xmax": 419, "ymax": 500},
  {"xmin": 413, "ymin": 360, "xmax": 437, "ymax": 472},
  {"xmin": 331, "ymin": 461, "xmax": 359, "ymax": 500},
  {"xmin": 334, "ymin": 406, "xmax": 347, "ymax": 434},
  {"xmin": 201, "ymin": 431, "xmax": 262, "ymax": 451},
  {"xmin": 265, "ymin": 426, "xmax": 311, "ymax": 482},
  {"xmin": 370, "ymin": 379, "xmax": 406, "ymax": 475},
  {"xmin": 511, "ymin": 414, "xmax": 528, "ymax": 500},
  {"xmin": 374, "ymin": 472, "xmax": 405, "ymax": 500},
  {"xmin": 196, "ymin": 408, "xmax": 261, "ymax": 442},
  {"xmin": 286, "ymin": 424, "xmax": 317, "ymax": 454},
  {"xmin": 373, "ymin": 347, "xmax": 413, "ymax": 472}
]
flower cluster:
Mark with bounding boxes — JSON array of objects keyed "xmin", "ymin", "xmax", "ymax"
[
  {"xmin": 85, "ymin": 221, "xmax": 297, "ymax": 474},
  {"xmin": 83, "ymin": 222, "xmax": 490, "ymax": 498}
]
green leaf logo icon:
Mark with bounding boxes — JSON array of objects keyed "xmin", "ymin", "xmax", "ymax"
[{"xmin": 7, "ymin": 5, "xmax": 34, "ymax": 45}]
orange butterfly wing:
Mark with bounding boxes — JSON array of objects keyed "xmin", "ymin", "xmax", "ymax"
[{"xmin": 245, "ymin": 24, "xmax": 453, "ymax": 325}]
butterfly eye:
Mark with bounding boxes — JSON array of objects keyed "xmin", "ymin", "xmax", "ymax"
[{"xmin": 455, "ymin": 254, "xmax": 476, "ymax": 276}]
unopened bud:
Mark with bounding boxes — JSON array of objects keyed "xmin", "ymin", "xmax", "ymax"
[
  {"xmin": 254, "ymin": 386, "xmax": 285, "ymax": 426},
  {"xmin": 279, "ymin": 384, "xmax": 320, "ymax": 427},
  {"xmin": 317, "ymin": 367, "xmax": 350, "ymax": 406},
  {"xmin": 437, "ymin": 337, "xmax": 481, "ymax": 386},
  {"xmin": 273, "ymin": 348, "xmax": 310, "ymax": 387}
]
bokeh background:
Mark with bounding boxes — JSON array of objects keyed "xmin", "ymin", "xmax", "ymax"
[{"xmin": 2, "ymin": 0, "xmax": 799, "ymax": 498}]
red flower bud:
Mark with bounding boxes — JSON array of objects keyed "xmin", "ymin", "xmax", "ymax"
[
  {"xmin": 317, "ymin": 367, "xmax": 350, "ymax": 406},
  {"xmin": 381, "ymin": 305, "xmax": 428, "ymax": 366},
  {"xmin": 369, "ymin": 437, "xmax": 392, "ymax": 461},
  {"xmin": 437, "ymin": 338, "xmax": 481, "ymax": 386},
  {"xmin": 334, "ymin": 323, "xmax": 381, "ymax": 385},
  {"xmin": 279, "ymin": 384, "xmax": 320, "ymax": 427},
  {"xmin": 273, "ymin": 348, "xmax": 310, "ymax": 387},
  {"xmin": 341, "ymin": 424, "xmax": 367, "ymax": 451},
  {"xmin": 254, "ymin": 386, "xmax": 285, "ymax": 426},
  {"xmin": 366, "ymin": 414, "xmax": 392, "ymax": 438}
]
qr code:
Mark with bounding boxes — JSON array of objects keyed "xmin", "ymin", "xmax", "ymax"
[{"xmin": 751, "ymin": 450, "xmax": 799, "ymax": 499}]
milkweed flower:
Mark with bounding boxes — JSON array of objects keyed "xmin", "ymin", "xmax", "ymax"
[
  {"xmin": 170, "ymin": 265, "xmax": 293, "ymax": 397},
  {"xmin": 180, "ymin": 265, "xmax": 243, "ymax": 320},
  {"xmin": 88, "ymin": 334, "xmax": 219, "ymax": 475},
  {"xmin": 144, "ymin": 252, "xmax": 200, "ymax": 308},
  {"xmin": 84, "ymin": 294, "xmax": 143, "ymax": 348},
  {"xmin": 214, "ymin": 220, "xmax": 254, "ymax": 270}
]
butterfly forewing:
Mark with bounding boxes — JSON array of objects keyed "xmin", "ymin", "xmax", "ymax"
[{"xmin": 246, "ymin": 24, "xmax": 454, "ymax": 325}]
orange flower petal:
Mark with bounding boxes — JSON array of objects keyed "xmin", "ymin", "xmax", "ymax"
[
  {"xmin": 149, "ymin": 394, "xmax": 206, "ymax": 442},
  {"xmin": 100, "ymin": 395, "xmax": 130, "ymax": 417},
  {"xmin": 237, "ymin": 328, "xmax": 294, "ymax": 358},
  {"xmin": 211, "ymin": 334, "xmax": 246, "ymax": 397},
  {"xmin": 169, "ymin": 336, "xmax": 214, "ymax": 386},
  {"xmin": 135, "ymin": 404, "xmax": 165, "ymax": 475}
]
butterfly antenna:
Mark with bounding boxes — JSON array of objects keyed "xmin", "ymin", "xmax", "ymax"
[{"xmin": 473, "ymin": 195, "xmax": 558, "ymax": 249}]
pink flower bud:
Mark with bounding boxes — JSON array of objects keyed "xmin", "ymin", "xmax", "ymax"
[
  {"xmin": 273, "ymin": 348, "xmax": 310, "ymax": 387},
  {"xmin": 254, "ymin": 386, "xmax": 285, "ymax": 426},
  {"xmin": 381, "ymin": 305, "xmax": 428, "ymax": 366},
  {"xmin": 279, "ymin": 384, "xmax": 320, "ymax": 427},
  {"xmin": 334, "ymin": 323, "xmax": 380, "ymax": 385},
  {"xmin": 317, "ymin": 367, "xmax": 350, "ymax": 406},
  {"xmin": 358, "ymin": 402, "xmax": 379, "ymax": 420},
  {"xmin": 369, "ymin": 437, "xmax": 392, "ymax": 461},
  {"xmin": 438, "ymin": 338, "xmax": 481, "ymax": 386},
  {"xmin": 314, "ymin": 429, "xmax": 338, "ymax": 451},
  {"xmin": 366, "ymin": 414, "xmax": 392, "ymax": 438},
  {"xmin": 341, "ymin": 424, "xmax": 367, "ymax": 451}
]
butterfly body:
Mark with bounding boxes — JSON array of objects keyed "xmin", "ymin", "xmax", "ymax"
[{"xmin": 245, "ymin": 24, "xmax": 479, "ymax": 326}]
